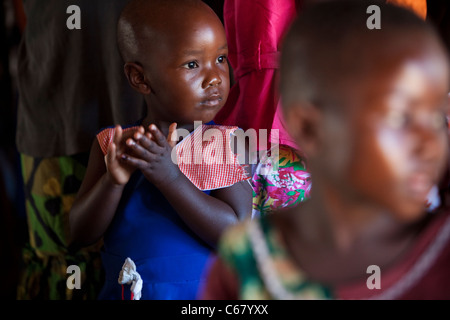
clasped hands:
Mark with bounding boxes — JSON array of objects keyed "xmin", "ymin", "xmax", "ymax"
[{"xmin": 105, "ymin": 123, "xmax": 180, "ymax": 187}]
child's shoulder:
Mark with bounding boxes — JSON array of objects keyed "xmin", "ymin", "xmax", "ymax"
[
  {"xmin": 96, "ymin": 118, "xmax": 144, "ymax": 135},
  {"xmin": 218, "ymin": 218, "xmax": 256, "ymax": 271},
  {"xmin": 96, "ymin": 123, "xmax": 141, "ymax": 156},
  {"xmin": 221, "ymin": 218, "xmax": 253, "ymax": 247},
  {"xmin": 176, "ymin": 122, "xmax": 250, "ymax": 191},
  {"xmin": 219, "ymin": 214, "xmax": 278, "ymax": 259}
]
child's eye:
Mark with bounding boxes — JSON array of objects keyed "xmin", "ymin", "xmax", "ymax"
[
  {"xmin": 430, "ymin": 111, "xmax": 447, "ymax": 130},
  {"xmin": 183, "ymin": 61, "xmax": 199, "ymax": 69},
  {"xmin": 217, "ymin": 55, "xmax": 227, "ymax": 64}
]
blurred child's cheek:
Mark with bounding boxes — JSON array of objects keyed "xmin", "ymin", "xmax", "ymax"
[{"xmin": 447, "ymin": 93, "xmax": 450, "ymax": 138}]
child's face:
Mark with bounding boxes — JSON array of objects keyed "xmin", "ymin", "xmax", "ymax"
[
  {"xmin": 321, "ymin": 43, "xmax": 449, "ymax": 221},
  {"xmin": 143, "ymin": 10, "xmax": 229, "ymax": 126}
]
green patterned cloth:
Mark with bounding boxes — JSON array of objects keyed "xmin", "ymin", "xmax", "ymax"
[
  {"xmin": 219, "ymin": 216, "xmax": 332, "ymax": 299},
  {"xmin": 17, "ymin": 153, "xmax": 103, "ymax": 300}
]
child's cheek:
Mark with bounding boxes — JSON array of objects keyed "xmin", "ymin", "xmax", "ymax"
[{"xmin": 447, "ymin": 93, "xmax": 450, "ymax": 139}]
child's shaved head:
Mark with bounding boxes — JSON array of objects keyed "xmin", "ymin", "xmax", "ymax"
[
  {"xmin": 117, "ymin": 0, "xmax": 218, "ymax": 63},
  {"xmin": 280, "ymin": 0, "xmax": 447, "ymax": 110},
  {"xmin": 116, "ymin": 0, "xmax": 229, "ymax": 126}
]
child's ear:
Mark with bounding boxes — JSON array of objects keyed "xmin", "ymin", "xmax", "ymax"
[
  {"xmin": 283, "ymin": 102, "xmax": 322, "ymax": 158},
  {"xmin": 124, "ymin": 62, "xmax": 151, "ymax": 95}
]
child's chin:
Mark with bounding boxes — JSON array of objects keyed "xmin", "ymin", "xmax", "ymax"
[
  {"xmin": 198, "ymin": 114, "xmax": 217, "ymax": 124},
  {"xmin": 392, "ymin": 204, "xmax": 430, "ymax": 223}
]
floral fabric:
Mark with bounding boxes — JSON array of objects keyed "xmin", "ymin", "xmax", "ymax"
[{"xmin": 251, "ymin": 145, "xmax": 311, "ymax": 218}]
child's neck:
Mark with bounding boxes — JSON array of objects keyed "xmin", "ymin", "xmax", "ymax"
[
  {"xmin": 316, "ymin": 197, "xmax": 404, "ymax": 248},
  {"xmin": 302, "ymin": 184, "xmax": 425, "ymax": 250},
  {"xmin": 278, "ymin": 183, "xmax": 428, "ymax": 285}
]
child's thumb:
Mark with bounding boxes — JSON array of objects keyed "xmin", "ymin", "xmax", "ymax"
[
  {"xmin": 105, "ymin": 141, "xmax": 117, "ymax": 167},
  {"xmin": 167, "ymin": 122, "xmax": 178, "ymax": 148},
  {"xmin": 113, "ymin": 124, "xmax": 123, "ymax": 145}
]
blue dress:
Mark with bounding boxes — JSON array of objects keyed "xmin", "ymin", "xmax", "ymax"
[
  {"xmin": 97, "ymin": 171, "xmax": 212, "ymax": 300},
  {"xmin": 95, "ymin": 121, "xmax": 249, "ymax": 300}
]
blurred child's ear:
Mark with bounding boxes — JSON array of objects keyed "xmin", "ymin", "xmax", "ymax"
[
  {"xmin": 124, "ymin": 62, "xmax": 151, "ymax": 95},
  {"xmin": 283, "ymin": 102, "xmax": 322, "ymax": 158}
]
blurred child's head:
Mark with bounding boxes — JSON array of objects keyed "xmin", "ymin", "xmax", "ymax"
[
  {"xmin": 280, "ymin": 0, "xmax": 450, "ymax": 221},
  {"xmin": 117, "ymin": 0, "xmax": 229, "ymax": 126}
]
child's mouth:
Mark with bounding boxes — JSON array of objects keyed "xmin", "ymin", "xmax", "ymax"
[
  {"xmin": 202, "ymin": 96, "xmax": 223, "ymax": 107},
  {"xmin": 406, "ymin": 172, "xmax": 433, "ymax": 199}
]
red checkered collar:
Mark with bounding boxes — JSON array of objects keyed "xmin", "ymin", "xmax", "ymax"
[{"xmin": 97, "ymin": 124, "xmax": 249, "ymax": 191}]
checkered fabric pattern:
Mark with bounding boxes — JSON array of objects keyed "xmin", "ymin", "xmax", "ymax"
[
  {"xmin": 96, "ymin": 124, "xmax": 249, "ymax": 190},
  {"xmin": 97, "ymin": 126, "xmax": 139, "ymax": 156},
  {"xmin": 176, "ymin": 124, "xmax": 249, "ymax": 190}
]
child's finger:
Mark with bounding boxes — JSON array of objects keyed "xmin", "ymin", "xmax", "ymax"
[
  {"xmin": 126, "ymin": 136, "xmax": 161, "ymax": 161},
  {"xmin": 120, "ymin": 153, "xmax": 153, "ymax": 171},
  {"xmin": 113, "ymin": 125, "xmax": 123, "ymax": 146},
  {"xmin": 133, "ymin": 131, "xmax": 163, "ymax": 154},
  {"xmin": 167, "ymin": 123, "xmax": 178, "ymax": 148},
  {"xmin": 148, "ymin": 124, "xmax": 167, "ymax": 147},
  {"xmin": 106, "ymin": 141, "xmax": 117, "ymax": 166}
]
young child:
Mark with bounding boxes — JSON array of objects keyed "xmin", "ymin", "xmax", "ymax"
[
  {"xmin": 69, "ymin": 0, "xmax": 252, "ymax": 300},
  {"xmin": 201, "ymin": 0, "xmax": 450, "ymax": 299}
]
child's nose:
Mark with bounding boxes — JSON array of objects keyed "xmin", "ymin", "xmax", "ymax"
[
  {"xmin": 202, "ymin": 68, "xmax": 222, "ymax": 89},
  {"xmin": 411, "ymin": 117, "xmax": 446, "ymax": 164}
]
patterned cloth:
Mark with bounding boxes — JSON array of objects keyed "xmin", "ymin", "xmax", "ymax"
[
  {"xmin": 17, "ymin": 153, "xmax": 104, "ymax": 300},
  {"xmin": 212, "ymin": 208, "xmax": 450, "ymax": 299},
  {"xmin": 97, "ymin": 124, "xmax": 250, "ymax": 190},
  {"xmin": 97, "ymin": 126, "xmax": 139, "ymax": 156},
  {"xmin": 251, "ymin": 145, "xmax": 311, "ymax": 218}
]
